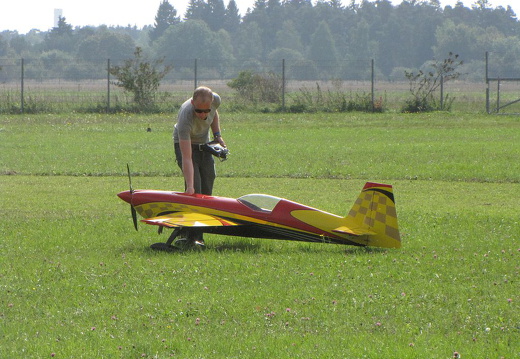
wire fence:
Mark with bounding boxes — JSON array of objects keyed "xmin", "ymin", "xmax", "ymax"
[
  {"xmin": 0, "ymin": 57, "xmax": 379, "ymax": 113},
  {"xmin": 0, "ymin": 56, "xmax": 505, "ymax": 113}
]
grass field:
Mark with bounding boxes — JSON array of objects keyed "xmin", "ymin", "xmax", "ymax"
[
  {"xmin": 1, "ymin": 112, "xmax": 519, "ymax": 358},
  {"xmin": 3, "ymin": 78, "xmax": 519, "ymax": 114}
]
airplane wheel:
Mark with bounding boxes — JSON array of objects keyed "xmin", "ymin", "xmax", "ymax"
[{"xmin": 150, "ymin": 242, "xmax": 179, "ymax": 252}]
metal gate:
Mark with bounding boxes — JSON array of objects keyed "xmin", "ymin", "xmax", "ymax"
[{"xmin": 486, "ymin": 51, "xmax": 520, "ymax": 114}]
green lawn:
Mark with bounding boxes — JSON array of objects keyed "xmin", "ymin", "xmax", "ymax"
[{"xmin": 1, "ymin": 112, "xmax": 518, "ymax": 358}]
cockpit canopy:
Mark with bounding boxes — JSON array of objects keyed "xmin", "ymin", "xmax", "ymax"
[{"xmin": 237, "ymin": 194, "xmax": 282, "ymax": 212}]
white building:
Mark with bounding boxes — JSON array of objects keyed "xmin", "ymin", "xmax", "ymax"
[{"xmin": 54, "ymin": 9, "xmax": 63, "ymax": 27}]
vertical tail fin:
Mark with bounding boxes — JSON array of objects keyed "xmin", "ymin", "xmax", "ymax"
[{"xmin": 344, "ymin": 182, "xmax": 401, "ymax": 248}]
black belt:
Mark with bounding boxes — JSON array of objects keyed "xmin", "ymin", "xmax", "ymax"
[{"xmin": 175, "ymin": 143, "xmax": 207, "ymax": 151}]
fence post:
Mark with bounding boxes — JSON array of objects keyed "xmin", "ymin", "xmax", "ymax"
[
  {"xmin": 194, "ymin": 58, "xmax": 198, "ymax": 90},
  {"xmin": 20, "ymin": 58, "xmax": 24, "ymax": 114},
  {"xmin": 496, "ymin": 78, "xmax": 500, "ymax": 113},
  {"xmin": 485, "ymin": 51, "xmax": 489, "ymax": 113},
  {"xmin": 440, "ymin": 75, "xmax": 444, "ymax": 110},
  {"xmin": 282, "ymin": 58, "xmax": 285, "ymax": 112},
  {"xmin": 371, "ymin": 59, "xmax": 374, "ymax": 111},
  {"xmin": 107, "ymin": 59, "xmax": 111, "ymax": 113}
]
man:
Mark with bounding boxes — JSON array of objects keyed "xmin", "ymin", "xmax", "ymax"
[{"xmin": 173, "ymin": 86, "xmax": 226, "ymax": 247}]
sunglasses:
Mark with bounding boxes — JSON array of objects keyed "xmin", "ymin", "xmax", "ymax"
[{"xmin": 194, "ymin": 108, "xmax": 211, "ymax": 114}]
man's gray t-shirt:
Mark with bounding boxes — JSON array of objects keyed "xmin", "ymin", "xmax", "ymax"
[{"xmin": 173, "ymin": 93, "xmax": 221, "ymax": 145}]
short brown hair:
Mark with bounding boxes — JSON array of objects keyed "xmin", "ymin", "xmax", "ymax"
[{"xmin": 193, "ymin": 86, "xmax": 213, "ymax": 102}]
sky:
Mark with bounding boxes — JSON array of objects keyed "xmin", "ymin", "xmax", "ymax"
[{"xmin": 1, "ymin": 0, "xmax": 518, "ymax": 34}]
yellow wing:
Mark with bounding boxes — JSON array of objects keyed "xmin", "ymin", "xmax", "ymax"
[{"xmin": 142, "ymin": 212, "xmax": 241, "ymax": 228}]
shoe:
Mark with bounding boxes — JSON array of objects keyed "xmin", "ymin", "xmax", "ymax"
[{"xmin": 193, "ymin": 239, "xmax": 205, "ymax": 248}]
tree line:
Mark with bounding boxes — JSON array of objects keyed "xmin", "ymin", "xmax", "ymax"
[{"xmin": 0, "ymin": 0, "xmax": 518, "ymax": 81}]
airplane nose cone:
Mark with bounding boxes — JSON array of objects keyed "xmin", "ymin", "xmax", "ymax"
[{"xmin": 118, "ymin": 190, "xmax": 132, "ymax": 204}]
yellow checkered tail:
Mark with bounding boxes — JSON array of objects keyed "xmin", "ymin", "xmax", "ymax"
[{"xmin": 344, "ymin": 182, "xmax": 401, "ymax": 248}]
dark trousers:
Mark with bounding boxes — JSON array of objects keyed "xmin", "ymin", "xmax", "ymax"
[
  {"xmin": 174, "ymin": 143, "xmax": 216, "ymax": 241},
  {"xmin": 174, "ymin": 143, "xmax": 216, "ymax": 195}
]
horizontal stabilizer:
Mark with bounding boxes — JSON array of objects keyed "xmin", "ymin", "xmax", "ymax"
[
  {"xmin": 142, "ymin": 212, "xmax": 240, "ymax": 228},
  {"xmin": 332, "ymin": 225, "xmax": 376, "ymax": 236}
]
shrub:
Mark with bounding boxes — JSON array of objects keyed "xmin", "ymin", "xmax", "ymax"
[
  {"xmin": 402, "ymin": 52, "xmax": 463, "ymax": 113},
  {"xmin": 109, "ymin": 47, "xmax": 171, "ymax": 111},
  {"xmin": 227, "ymin": 71, "xmax": 282, "ymax": 104},
  {"xmin": 288, "ymin": 83, "xmax": 383, "ymax": 113}
]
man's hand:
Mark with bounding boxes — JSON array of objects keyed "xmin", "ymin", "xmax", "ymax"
[
  {"xmin": 179, "ymin": 139, "xmax": 195, "ymax": 194},
  {"xmin": 216, "ymin": 136, "xmax": 226, "ymax": 148}
]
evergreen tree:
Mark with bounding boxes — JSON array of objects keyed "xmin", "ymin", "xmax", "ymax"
[
  {"xmin": 275, "ymin": 20, "xmax": 304, "ymax": 53},
  {"xmin": 223, "ymin": 0, "xmax": 241, "ymax": 34},
  {"xmin": 307, "ymin": 21, "xmax": 339, "ymax": 78},
  {"xmin": 473, "ymin": 2, "xmax": 519, "ymax": 36},
  {"xmin": 234, "ymin": 21, "xmax": 263, "ymax": 64},
  {"xmin": 206, "ymin": 0, "xmax": 227, "ymax": 31},
  {"xmin": 243, "ymin": 0, "xmax": 267, "ymax": 24},
  {"xmin": 252, "ymin": 0, "xmax": 267, "ymax": 12},
  {"xmin": 149, "ymin": 0, "xmax": 180, "ymax": 43},
  {"xmin": 391, "ymin": 1, "xmax": 441, "ymax": 68},
  {"xmin": 444, "ymin": 1, "xmax": 475, "ymax": 25},
  {"xmin": 313, "ymin": 0, "xmax": 350, "ymax": 61},
  {"xmin": 284, "ymin": 0, "xmax": 316, "ymax": 48},
  {"xmin": 377, "ymin": 13, "xmax": 401, "ymax": 75},
  {"xmin": 343, "ymin": 17, "xmax": 375, "ymax": 79},
  {"xmin": 155, "ymin": 20, "xmax": 233, "ymax": 66},
  {"xmin": 44, "ymin": 16, "xmax": 75, "ymax": 52},
  {"xmin": 52, "ymin": 16, "xmax": 73, "ymax": 36},
  {"xmin": 3, "ymin": 0, "xmax": 520, "ymax": 83},
  {"xmin": 242, "ymin": 0, "xmax": 269, "ymax": 59},
  {"xmin": 263, "ymin": 0, "xmax": 284, "ymax": 56},
  {"xmin": 185, "ymin": 0, "xmax": 209, "ymax": 21}
]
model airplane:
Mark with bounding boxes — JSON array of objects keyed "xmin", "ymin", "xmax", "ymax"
[{"xmin": 117, "ymin": 173, "xmax": 401, "ymax": 251}]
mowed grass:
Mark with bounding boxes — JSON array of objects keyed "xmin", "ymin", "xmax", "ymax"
[
  {"xmin": 0, "ymin": 112, "xmax": 519, "ymax": 358},
  {"xmin": 1, "ymin": 112, "xmax": 518, "ymax": 182}
]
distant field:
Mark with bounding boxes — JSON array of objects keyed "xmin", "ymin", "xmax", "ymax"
[
  {"xmin": 0, "ymin": 112, "xmax": 518, "ymax": 358},
  {"xmin": 1, "ymin": 112, "xmax": 518, "ymax": 182},
  {"xmin": 1, "ymin": 79, "xmax": 518, "ymax": 113}
]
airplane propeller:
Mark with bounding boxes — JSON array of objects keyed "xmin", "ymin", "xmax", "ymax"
[{"xmin": 127, "ymin": 164, "xmax": 138, "ymax": 231}]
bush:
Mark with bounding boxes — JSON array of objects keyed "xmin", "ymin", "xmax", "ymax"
[
  {"xmin": 109, "ymin": 47, "xmax": 171, "ymax": 111},
  {"xmin": 227, "ymin": 71, "xmax": 282, "ymax": 104},
  {"xmin": 288, "ymin": 83, "xmax": 383, "ymax": 113},
  {"xmin": 402, "ymin": 52, "xmax": 463, "ymax": 113},
  {"xmin": 401, "ymin": 97, "xmax": 434, "ymax": 113}
]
